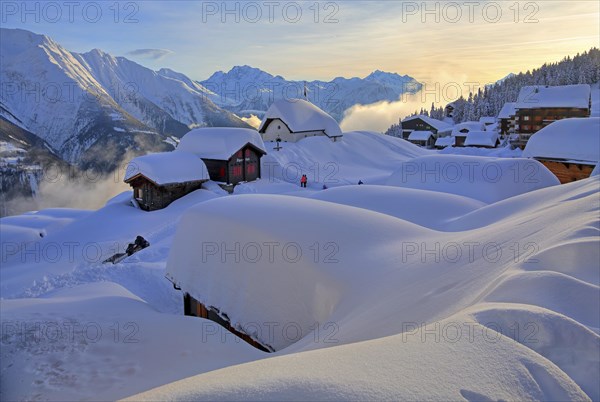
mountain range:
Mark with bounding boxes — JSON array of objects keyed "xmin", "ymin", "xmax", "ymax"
[
  {"xmin": 200, "ymin": 66, "xmax": 422, "ymax": 122},
  {"xmin": 0, "ymin": 28, "xmax": 422, "ymax": 216}
]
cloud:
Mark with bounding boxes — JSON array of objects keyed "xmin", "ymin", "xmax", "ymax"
[
  {"xmin": 340, "ymin": 93, "xmax": 437, "ymax": 133},
  {"xmin": 126, "ymin": 48, "xmax": 174, "ymax": 60},
  {"xmin": 240, "ymin": 114, "xmax": 262, "ymax": 129}
]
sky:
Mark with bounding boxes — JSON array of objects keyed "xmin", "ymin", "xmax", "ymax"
[{"xmin": 1, "ymin": 0, "xmax": 599, "ymax": 87}]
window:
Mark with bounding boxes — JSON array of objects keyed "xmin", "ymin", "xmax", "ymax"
[
  {"xmin": 523, "ymin": 116, "xmax": 530, "ymax": 121},
  {"xmin": 233, "ymin": 166, "xmax": 242, "ymax": 177},
  {"xmin": 278, "ymin": 125, "xmax": 281, "ymax": 130},
  {"xmin": 237, "ymin": 150, "xmax": 243, "ymax": 158},
  {"xmin": 245, "ymin": 149, "xmax": 251, "ymax": 157},
  {"xmin": 136, "ymin": 188, "xmax": 143, "ymax": 199},
  {"xmin": 247, "ymin": 164, "xmax": 256, "ymax": 174}
]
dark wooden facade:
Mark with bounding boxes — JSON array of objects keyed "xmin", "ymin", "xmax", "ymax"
[
  {"xmin": 453, "ymin": 128, "xmax": 469, "ymax": 147},
  {"xmin": 183, "ymin": 293, "xmax": 272, "ymax": 352},
  {"xmin": 401, "ymin": 118, "xmax": 443, "ymax": 140},
  {"xmin": 514, "ymin": 107, "xmax": 590, "ymax": 148},
  {"xmin": 499, "ymin": 117, "xmax": 514, "ymax": 136},
  {"xmin": 202, "ymin": 143, "xmax": 264, "ymax": 185},
  {"xmin": 408, "ymin": 136, "xmax": 435, "ymax": 148},
  {"xmin": 535, "ymin": 159, "xmax": 595, "ymax": 184},
  {"xmin": 126, "ymin": 175, "xmax": 205, "ymax": 211}
]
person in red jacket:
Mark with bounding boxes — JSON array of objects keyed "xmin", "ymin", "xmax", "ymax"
[{"xmin": 300, "ymin": 174, "xmax": 307, "ymax": 188}]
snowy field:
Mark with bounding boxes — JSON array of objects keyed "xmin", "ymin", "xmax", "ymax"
[{"xmin": 1, "ymin": 132, "xmax": 599, "ymax": 401}]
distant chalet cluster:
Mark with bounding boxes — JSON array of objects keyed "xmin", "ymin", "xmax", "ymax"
[
  {"xmin": 395, "ymin": 84, "xmax": 597, "ymax": 183},
  {"xmin": 124, "ymin": 99, "xmax": 343, "ymax": 211},
  {"xmin": 124, "ymin": 84, "xmax": 597, "ymax": 213}
]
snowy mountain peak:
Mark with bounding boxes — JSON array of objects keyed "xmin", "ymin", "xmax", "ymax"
[
  {"xmin": 0, "ymin": 28, "xmax": 250, "ymax": 169},
  {"xmin": 200, "ymin": 65, "xmax": 423, "ymax": 121},
  {"xmin": 365, "ymin": 69, "xmax": 413, "ymax": 83}
]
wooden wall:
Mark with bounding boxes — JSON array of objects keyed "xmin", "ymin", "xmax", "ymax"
[
  {"xmin": 539, "ymin": 160, "xmax": 595, "ymax": 184},
  {"xmin": 129, "ymin": 177, "xmax": 204, "ymax": 211},
  {"xmin": 183, "ymin": 293, "xmax": 272, "ymax": 352}
]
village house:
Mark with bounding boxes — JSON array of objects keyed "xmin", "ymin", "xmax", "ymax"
[
  {"xmin": 124, "ymin": 151, "xmax": 209, "ymax": 211},
  {"xmin": 451, "ymin": 121, "xmax": 486, "ymax": 147},
  {"xmin": 258, "ymin": 98, "xmax": 343, "ymax": 143},
  {"xmin": 434, "ymin": 136, "xmax": 455, "ymax": 149},
  {"xmin": 176, "ymin": 128, "xmax": 267, "ymax": 186},
  {"xmin": 400, "ymin": 115, "xmax": 453, "ymax": 140},
  {"xmin": 523, "ymin": 117, "xmax": 599, "ymax": 183},
  {"xmin": 444, "ymin": 102, "xmax": 455, "ymax": 119},
  {"xmin": 498, "ymin": 102, "xmax": 517, "ymax": 137},
  {"xmin": 464, "ymin": 131, "xmax": 500, "ymax": 148},
  {"xmin": 407, "ymin": 130, "xmax": 436, "ymax": 148},
  {"xmin": 513, "ymin": 84, "xmax": 591, "ymax": 148},
  {"xmin": 479, "ymin": 116, "xmax": 496, "ymax": 127}
]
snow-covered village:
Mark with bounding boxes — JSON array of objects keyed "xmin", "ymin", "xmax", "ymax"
[{"xmin": 1, "ymin": 2, "xmax": 599, "ymax": 401}]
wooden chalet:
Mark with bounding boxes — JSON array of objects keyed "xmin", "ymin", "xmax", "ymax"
[
  {"xmin": 401, "ymin": 115, "xmax": 453, "ymax": 140},
  {"xmin": 434, "ymin": 136, "xmax": 455, "ymax": 149},
  {"xmin": 407, "ymin": 130, "xmax": 436, "ymax": 148},
  {"xmin": 498, "ymin": 102, "xmax": 516, "ymax": 137},
  {"xmin": 523, "ymin": 117, "xmax": 599, "ymax": 183},
  {"xmin": 176, "ymin": 128, "xmax": 267, "ymax": 186},
  {"xmin": 513, "ymin": 84, "xmax": 591, "ymax": 148},
  {"xmin": 479, "ymin": 116, "xmax": 496, "ymax": 127},
  {"xmin": 451, "ymin": 121, "xmax": 485, "ymax": 147},
  {"xmin": 464, "ymin": 131, "xmax": 500, "ymax": 148},
  {"xmin": 124, "ymin": 151, "xmax": 209, "ymax": 211},
  {"xmin": 183, "ymin": 293, "xmax": 272, "ymax": 352},
  {"xmin": 259, "ymin": 98, "xmax": 343, "ymax": 143}
]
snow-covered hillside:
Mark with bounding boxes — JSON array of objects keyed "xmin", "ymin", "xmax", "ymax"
[
  {"xmin": 200, "ymin": 65, "xmax": 423, "ymax": 121},
  {"xmin": 1, "ymin": 132, "xmax": 598, "ymax": 401}
]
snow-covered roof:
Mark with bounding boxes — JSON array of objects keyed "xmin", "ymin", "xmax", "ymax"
[
  {"xmin": 435, "ymin": 136, "xmax": 455, "ymax": 147},
  {"xmin": 479, "ymin": 116, "xmax": 496, "ymax": 125},
  {"xmin": 464, "ymin": 131, "xmax": 499, "ymax": 147},
  {"xmin": 258, "ymin": 99, "xmax": 342, "ymax": 138},
  {"xmin": 402, "ymin": 115, "xmax": 453, "ymax": 132},
  {"xmin": 498, "ymin": 102, "xmax": 516, "ymax": 119},
  {"xmin": 124, "ymin": 151, "xmax": 209, "ymax": 185},
  {"xmin": 515, "ymin": 84, "xmax": 591, "ymax": 110},
  {"xmin": 452, "ymin": 121, "xmax": 485, "ymax": 136},
  {"xmin": 386, "ymin": 155, "xmax": 559, "ymax": 203},
  {"xmin": 408, "ymin": 130, "xmax": 434, "ymax": 141},
  {"xmin": 523, "ymin": 117, "xmax": 600, "ymax": 163},
  {"xmin": 177, "ymin": 128, "xmax": 266, "ymax": 160}
]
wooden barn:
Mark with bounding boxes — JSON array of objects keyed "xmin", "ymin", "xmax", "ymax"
[
  {"xmin": 479, "ymin": 116, "xmax": 496, "ymax": 127},
  {"xmin": 258, "ymin": 98, "xmax": 343, "ymax": 143},
  {"xmin": 451, "ymin": 121, "xmax": 486, "ymax": 147},
  {"xmin": 182, "ymin": 293, "xmax": 271, "ymax": 352},
  {"xmin": 401, "ymin": 115, "xmax": 452, "ymax": 140},
  {"xmin": 176, "ymin": 128, "xmax": 267, "ymax": 186},
  {"xmin": 407, "ymin": 130, "xmax": 436, "ymax": 148},
  {"xmin": 124, "ymin": 151, "xmax": 209, "ymax": 211},
  {"xmin": 513, "ymin": 84, "xmax": 591, "ymax": 148},
  {"xmin": 498, "ymin": 102, "xmax": 516, "ymax": 137},
  {"xmin": 435, "ymin": 136, "xmax": 455, "ymax": 149},
  {"xmin": 523, "ymin": 117, "xmax": 599, "ymax": 184},
  {"xmin": 464, "ymin": 131, "xmax": 500, "ymax": 148}
]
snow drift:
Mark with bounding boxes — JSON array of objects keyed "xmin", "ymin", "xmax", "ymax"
[{"xmin": 386, "ymin": 155, "xmax": 560, "ymax": 203}]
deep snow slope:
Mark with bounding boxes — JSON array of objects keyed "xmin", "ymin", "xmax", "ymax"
[
  {"xmin": 0, "ymin": 136, "xmax": 598, "ymax": 400},
  {"xmin": 261, "ymin": 131, "xmax": 429, "ymax": 186},
  {"xmin": 140, "ymin": 177, "xmax": 599, "ymax": 400}
]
